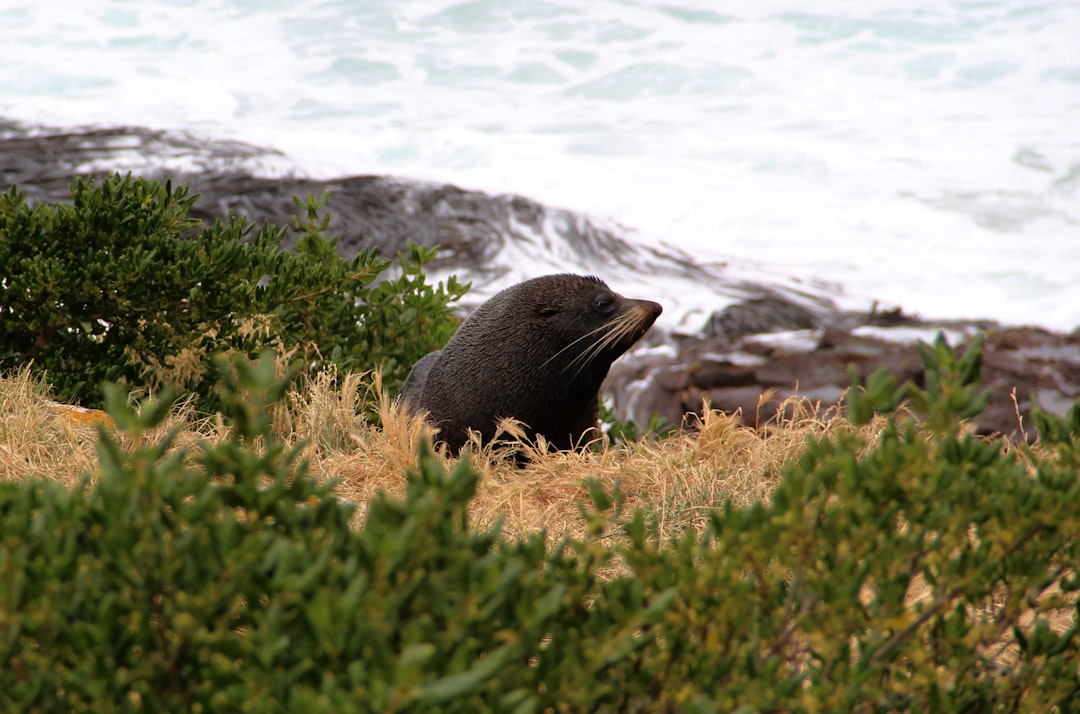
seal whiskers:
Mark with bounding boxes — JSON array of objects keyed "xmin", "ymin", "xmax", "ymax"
[
  {"xmin": 539, "ymin": 321, "xmax": 614, "ymax": 370},
  {"xmin": 563, "ymin": 304, "xmax": 654, "ymax": 379}
]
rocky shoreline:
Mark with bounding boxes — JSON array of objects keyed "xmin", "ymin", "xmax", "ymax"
[
  {"xmin": 608, "ymin": 324, "xmax": 1079, "ymax": 440},
  {"xmin": 3, "ymin": 119, "xmax": 1077, "ymax": 439}
]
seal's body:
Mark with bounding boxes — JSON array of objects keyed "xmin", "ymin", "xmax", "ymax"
[{"xmin": 400, "ymin": 274, "xmax": 662, "ymax": 454}]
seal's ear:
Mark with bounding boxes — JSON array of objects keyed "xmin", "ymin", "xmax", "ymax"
[{"xmin": 537, "ymin": 305, "xmax": 560, "ymax": 316}]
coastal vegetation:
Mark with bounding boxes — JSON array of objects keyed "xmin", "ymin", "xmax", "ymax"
[
  {"xmin": 2, "ymin": 176, "xmax": 1079, "ymax": 710},
  {"xmin": 0, "ymin": 174, "xmax": 466, "ymax": 413}
]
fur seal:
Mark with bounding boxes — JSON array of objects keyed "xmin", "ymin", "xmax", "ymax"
[{"xmin": 400, "ymin": 274, "xmax": 662, "ymax": 454}]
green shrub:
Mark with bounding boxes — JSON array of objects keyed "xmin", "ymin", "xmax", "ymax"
[
  {"xmin": 619, "ymin": 336, "xmax": 1080, "ymax": 710},
  {"xmin": 597, "ymin": 400, "xmax": 676, "ymax": 447},
  {"xmin": 0, "ymin": 176, "xmax": 466, "ymax": 412},
  {"xmin": 2, "ymin": 341, "xmax": 1080, "ymax": 710},
  {"xmin": 0, "ymin": 353, "xmax": 651, "ymax": 712}
]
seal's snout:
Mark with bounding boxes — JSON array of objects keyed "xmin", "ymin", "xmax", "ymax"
[{"xmin": 628, "ymin": 298, "xmax": 662, "ymax": 325}]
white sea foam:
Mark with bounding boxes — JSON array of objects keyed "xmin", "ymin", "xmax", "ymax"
[{"xmin": 1, "ymin": 0, "xmax": 1078, "ymax": 331}]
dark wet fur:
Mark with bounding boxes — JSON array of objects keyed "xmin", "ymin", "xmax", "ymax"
[{"xmin": 401, "ymin": 274, "xmax": 662, "ymax": 454}]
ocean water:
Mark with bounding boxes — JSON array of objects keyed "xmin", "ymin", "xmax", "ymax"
[{"xmin": 2, "ymin": 0, "xmax": 1079, "ymax": 331}]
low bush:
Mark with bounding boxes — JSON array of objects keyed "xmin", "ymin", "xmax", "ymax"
[
  {"xmin": 0, "ymin": 176, "xmax": 466, "ymax": 413},
  {"xmin": 597, "ymin": 399, "xmax": 675, "ymax": 447},
  {"xmin": 3, "ymin": 337, "xmax": 1080, "ymax": 710}
]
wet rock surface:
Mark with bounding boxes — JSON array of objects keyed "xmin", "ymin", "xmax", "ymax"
[
  {"xmin": 0, "ymin": 120, "xmax": 873, "ymax": 323},
  {"xmin": 607, "ymin": 325, "xmax": 1080, "ymax": 440},
  {"xmin": 1, "ymin": 120, "xmax": 778, "ymax": 303},
  {"xmin": 4, "ymin": 119, "xmax": 1078, "ymax": 438}
]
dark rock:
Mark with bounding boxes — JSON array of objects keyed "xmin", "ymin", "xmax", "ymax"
[
  {"xmin": 752, "ymin": 352, "xmax": 852, "ymax": 388},
  {"xmin": 608, "ymin": 325, "xmax": 1080, "ymax": 440},
  {"xmin": 0, "ymin": 119, "xmax": 866, "ymax": 319},
  {"xmin": 865, "ymin": 303, "xmax": 918, "ymax": 327},
  {"xmin": 602, "ymin": 360, "xmax": 687, "ymax": 430},
  {"xmin": 706, "ymin": 295, "xmax": 818, "ymax": 338},
  {"xmin": 653, "ymin": 365, "xmax": 690, "ymax": 392},
  {"xmin": 700, "ymin": 385, "xmax": 785, "ymax": 425},
  {"xmin": 817, "ymin": 326, "xmax": 848, "ymax": 350},
  {"xmin": 687, "ymin": 360, "xmax": 757, "ymax": 389}
]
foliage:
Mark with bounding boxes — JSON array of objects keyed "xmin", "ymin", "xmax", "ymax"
[
  {"xmin": 598, "ymin": 399, "xmax": 676, "ymax": 447},
  {"xmin": 0, "ymin": 176, "xmax": 466, "ymax": 413},
  {"xmin": 2, "ymin": 340, "xmax": 1080, "ymax": 710}
]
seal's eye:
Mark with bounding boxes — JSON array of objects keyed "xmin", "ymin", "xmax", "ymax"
[{"xmin": 594, "ymin": 293, "xmax": 616, "ymax": 314}]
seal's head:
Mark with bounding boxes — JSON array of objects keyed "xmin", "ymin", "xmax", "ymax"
[
  {"xmin": 529, "ymin": 275, "xmax": 662, "ymax": 381},
  {"xmin": 404, "ymin": 274, "xmax": 662, "ymax": 454}
]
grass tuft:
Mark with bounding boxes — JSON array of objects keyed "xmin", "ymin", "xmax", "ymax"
[{"xmin": 1, "ymin": 366, "xmax": 892, "ymax": 544}]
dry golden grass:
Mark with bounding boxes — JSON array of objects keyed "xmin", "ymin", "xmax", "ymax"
[
  {"xmin": 302, "ymin": 374, "xmax": 889, "ymax": 544},
  {"xmin": 1, "ymin": 365, "xmax": 873, "ymax": 543},
  {"xmin": 0, "ymin": 368, "xmax": 227, "ymax": 487},
  {"xmin": 0, "ymin": 368, "xmax": 103, "ymax": 484}
]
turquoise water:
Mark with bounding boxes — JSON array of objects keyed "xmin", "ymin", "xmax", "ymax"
[{"xmin": 2, "ymin": 0, "xmax": 1079, "ymax": 330}]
